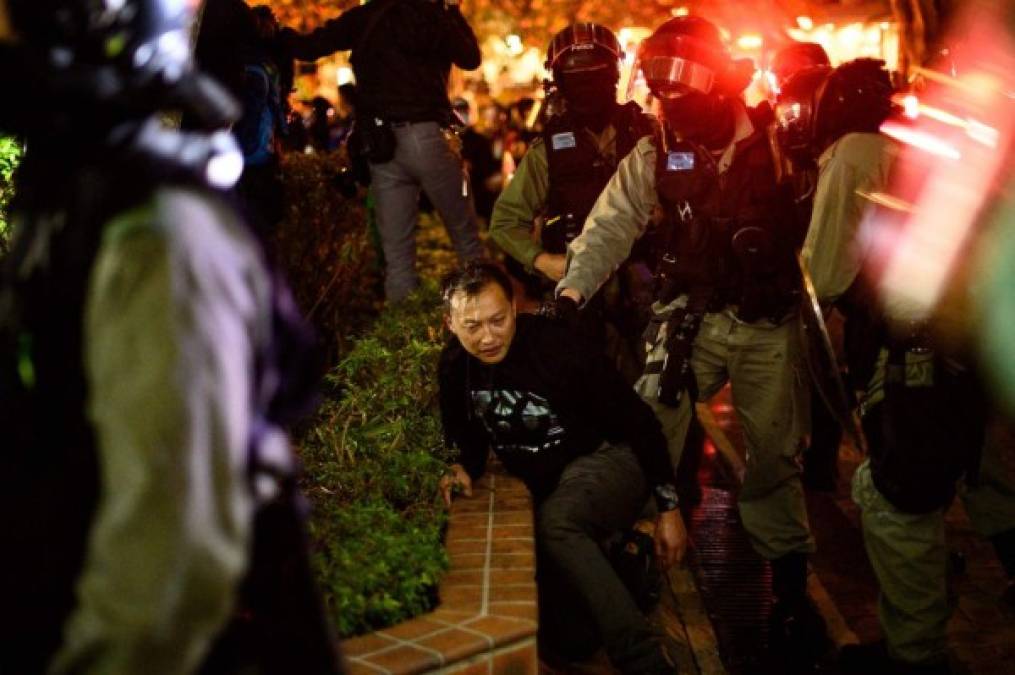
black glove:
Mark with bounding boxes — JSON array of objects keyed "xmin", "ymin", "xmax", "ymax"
[{"xmin": 552, "ymin": 294, "xmax": 580, "ymax": 329}]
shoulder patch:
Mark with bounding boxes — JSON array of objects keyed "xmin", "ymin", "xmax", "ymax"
[
  {"xmin": 551, "ymin": 132, "xmax": 577, "ymax": 151},
  {"xmin": 665, "ymin": 151, "xmax": 695, "ymax": 172}
]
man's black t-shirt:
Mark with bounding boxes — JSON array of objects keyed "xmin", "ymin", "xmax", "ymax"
[{"xmin": 439, "ymin": 314, "xmax": 675, "ymax": 502}]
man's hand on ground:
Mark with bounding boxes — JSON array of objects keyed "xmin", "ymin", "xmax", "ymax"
[
  {"xmin": 440, "ymin": 463, "xmax": 473, "ymax": 507},
  {"xmin": 654, "ymin": 509, "xmax": 688, "ymax": 571},
  {"xmin": 533, "ymin": 252, "xmax": 566, "ymax": 282}
]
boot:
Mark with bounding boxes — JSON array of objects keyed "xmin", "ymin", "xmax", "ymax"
[
  {"xmin": 839, "ymin": 641, "xmax": 951, "ymax": 674},
  {"xmin": 769, "ymin": 553, "xmax": 831, "ymax": 669}
]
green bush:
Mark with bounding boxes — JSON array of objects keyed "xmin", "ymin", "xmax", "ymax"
[
  {"xmin": 275, "ymin": 149, "xmax": 476, "ymax": 636},
  {"xmin": 0, "ymin": 136, "xmax": 23, "ymax": 255},
  {"xmin": 272, "ymin": 150, "xmax": 382, "ymax": 363},
  {"xmin": 301, "ymin": 281, "xmax": 459, "ymax": 637}
]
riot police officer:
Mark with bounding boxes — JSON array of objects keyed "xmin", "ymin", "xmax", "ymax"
[
  {"xmin": 556, "ymin": 15, "xmax": 829, "ymax": 668},
  {"xmin": 489, "ymin": 22, "xmax": 656, "ymax": 382},
  {"xmin": 768, "ymin": 40, "xmax": 841, "ymax": 492},
  {"xmin": 0, "ymin": 1, "xmax": 340, "ymax": 673},
  {"xmin": 780, "ymin": 58, "xmax": 1015, "ymax": 675}
]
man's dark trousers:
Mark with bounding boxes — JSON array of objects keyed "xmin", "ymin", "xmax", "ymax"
[{"xmin": 536, "ymin": 443, "xmax": 660, "ymax": 671}]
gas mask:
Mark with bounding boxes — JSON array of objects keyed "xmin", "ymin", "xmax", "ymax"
[
  {"xmin": 657, "ymin": 89, "xmax": 734, "ymax": 149},
  {"xmin": 557, "ymin": 67, "xmax": 618, "ymax": 129}
]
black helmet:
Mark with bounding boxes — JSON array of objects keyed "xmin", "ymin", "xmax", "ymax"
[
  {"xmin": 636, "ymin": 16, "xmax": 736, "ymax": 96},
  {"xmin": 777, "ymin": 58, "xmax": 895, "ymax": 155},
  {"xmin": 1, "ymin": 0, "xmax": 237, "ymax": 131},
  {"xmin": 771, "ymin": 42, "xmax": 830, "ymax": 90},
  {"xmin": 545, "ymin": 23, "xmax": 622, "ymax": 78}
]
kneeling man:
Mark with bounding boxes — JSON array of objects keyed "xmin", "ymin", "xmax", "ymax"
[{"xmin": 438, "ymin": 261, "xmax": 686, "ymax": 674}]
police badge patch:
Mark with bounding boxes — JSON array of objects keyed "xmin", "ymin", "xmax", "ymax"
[
  {"xmin": 666, "ymin": 151, "xmax": 695, "ymax": 171},
  {"xmin": 551, "ymin": 132, "xmax": 577, "ymax": 150}
]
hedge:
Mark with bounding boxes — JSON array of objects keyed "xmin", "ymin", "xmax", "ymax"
[
  {"xmin": 299, "ymin": 283, "xmax": 455, "ymax": 636},
  {"xmin": 0, "ymin": 136, "xmax": 22, "ymax": 255},
  {"xmin": 274, "ymin": 151, "xmax": 464, "ymax": 637},
  {"xmin": 272, "ymin": 149, "xmax": 382, "ymax": 364}
]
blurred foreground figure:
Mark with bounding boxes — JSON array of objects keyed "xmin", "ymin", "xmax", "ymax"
[
  {"xmin": 0, "ymin": 1, "xmax": 341, "ymax": 673},
  {"xmin": 780, "ymin": 45, "xmax": 1015, "ymax": 673}
]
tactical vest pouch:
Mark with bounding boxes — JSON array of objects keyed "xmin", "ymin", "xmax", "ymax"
[
  {"xmin": 865, "ymin": 352, "xmax": 986, "ymax": 514},
  {"xmin": 730, "ymin": 223, "xmax": 789, "ymax": 322},
  {"xmin": 541, "ymin": 213, "xmax": 581, "ymax": 255}
]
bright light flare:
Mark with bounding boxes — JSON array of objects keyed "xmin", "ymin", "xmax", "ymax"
[
  {"xmin": 879, "ymin": 121, "xmax": 962, "ymax": 160},
  {"xmin": 206, "ymin": 149, "xmax": 244, "ymax": 189},
  {"xmin": 737, "ymin": 34, "xmax": 763, "ymax": 50},
  {"xmin": 901, "ymin": 94, "xmax": 920, "ymax": 119},
  {"xmin": 796, "ymin": 16, "xmax": 813, "ymax": 31},
  {"xmin": 870, "ymin": 6, "xmax": 1015, "ymax": 323},
  {"xmin": 764, "ymin": 69, "xmax": 779, "ymax": 95}
]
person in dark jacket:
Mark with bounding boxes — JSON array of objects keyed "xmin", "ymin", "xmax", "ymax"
[
  {"xmin": 438, "ymin": 261, "xmax": 686, "ymax": 674},
  {"xmin": 0, "ymin": 0, "xmax": 340, "ymax": 673},
  {"xmin": 284, "ymin": 0, "xmax": 485, "ymax": 302}
]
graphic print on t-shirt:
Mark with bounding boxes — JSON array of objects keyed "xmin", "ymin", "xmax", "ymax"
[{"xmin": 471, "ymin": 389, "xmax": 566, "ymax": 456}]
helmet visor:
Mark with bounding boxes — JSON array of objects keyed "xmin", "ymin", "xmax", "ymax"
[{"xmin": 642, "ymin": 56, "xmax": 716, "ymax": 95}]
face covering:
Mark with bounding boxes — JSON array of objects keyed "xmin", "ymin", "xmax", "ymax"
[
  {"xmin": 558, "ymin": 70, "xmax": 617, "ymax": 131},
  {"xmin": 660, "ymin": 91, "xmax": 735, "ymax": 149}
]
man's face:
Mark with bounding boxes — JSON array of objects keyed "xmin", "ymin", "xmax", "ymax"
[{"xmin": 446, "ymin": 283, "xmax": 517, "ymax": 365}]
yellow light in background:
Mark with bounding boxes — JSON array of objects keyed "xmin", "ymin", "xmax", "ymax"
[
  {"xmin": 337, "ymin": 67, "xmax": 353, "ymax": 86},
  {"xmin": 796, "ymin": 16, "xmax": 813, "ymax": 31},
  {"xmin": 505, "ymin": 34, "xmax": 523, "ymax": 56},
  {"xmin": 719, "ymin": 27, "xmax": 732, "ymax": 43},
  {"xmin": 785, "ymin": 21, "xmax": 898, "ymax": 70},
  {"xmin": 737, "ymin": 34, "xmax": 764, "ymax": 50},
  {"xmin": 673, "ymin": 6, "xmax": 689, "ymax": 17}
]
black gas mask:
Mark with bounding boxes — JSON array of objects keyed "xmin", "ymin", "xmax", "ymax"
[
  {"xmin": 657, "ymin": 89, "xmax": 734, "ymax": 149},
  {"xmin": 556, "ymin": 67, "xmax": 617, "ymax": 129}
]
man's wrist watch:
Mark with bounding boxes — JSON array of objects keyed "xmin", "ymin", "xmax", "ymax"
[{"xmin": 654, "ymin": 483, "xmax": 681, "ymax": 512}]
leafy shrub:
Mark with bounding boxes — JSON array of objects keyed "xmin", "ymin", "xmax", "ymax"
[
  {"xmin": 275, "ymin": 147, "xmax": 478, "ymax": 636},
  {"xmin": 310, "ymin": 500, "xmax": 448, "ymax": 637},
  {"xmin": 0, "ymin": 136, "xmax": 23, "ymax": 255},
  {"xmin": 272, "ymin": 150, "xmax": 381, "ymax": 363},
  {"xmin": 300, "ymin": 281, "xmax": 460, "ymax": 637}
]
